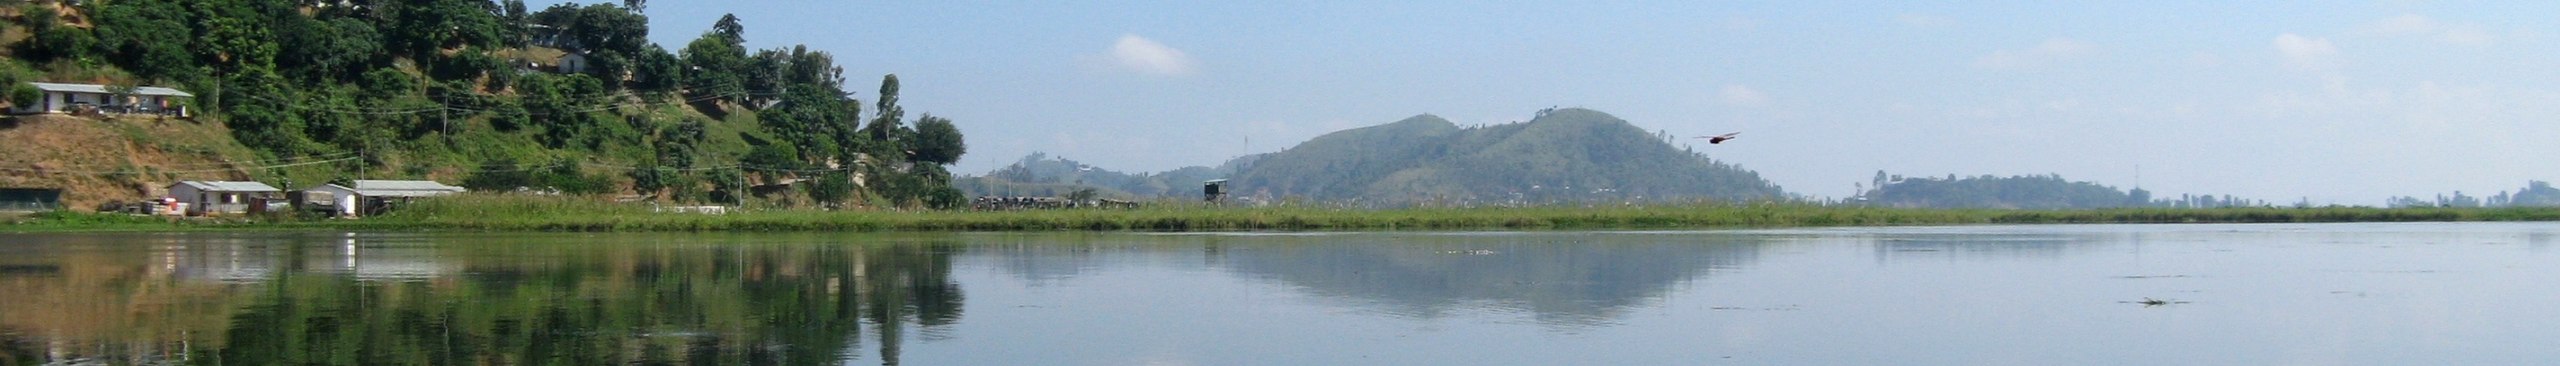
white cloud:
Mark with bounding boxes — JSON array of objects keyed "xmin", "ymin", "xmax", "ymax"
[
  {"xmin": 1973, "ymin": 38, "xmax": 2096, "ymax": 70},
  {"xmin": 1107, "ymin": 34, "xmax": 1196, "ymax": 76},
  {"xmin": 2272, "ymin": 33, "xmax": 2338, "ymax": 70},
  {"xmin": 1895, "ymin": 14, "xmax": 1953, "ymax": 28},
  {"xmin": 2366, "ymin": 14, "xmax": 2495, "ymax": 46},
  {"xmin": 1718, "ymin": 84, "xmax": 1769, "ymax": 107}
]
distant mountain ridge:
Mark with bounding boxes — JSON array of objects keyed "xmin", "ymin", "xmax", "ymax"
[
  {"xmin": 1229, "ymin": 108, "xmax": 1783, "ymax": 204},
  {"xmin": 973, "ymin": 108, "xmax": 1786, "ymax": 205}
]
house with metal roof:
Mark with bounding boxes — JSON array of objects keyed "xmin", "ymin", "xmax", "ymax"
[
  {"xmin": 168, "ymin": 181, "xmax": 282, "ymax": 216},
  {"xmin": 299, "ymin": 180, "xmax": 468, "ymax": 217},
  {"xmin": 9, "ymin": 82, "xmax": 194, "ymax": 116}
]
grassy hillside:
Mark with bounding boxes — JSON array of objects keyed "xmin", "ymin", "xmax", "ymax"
[
  {"xmin": 0, "ymin": 114, "xmax": 266, "ymax": 210},
  {"xmin": 1229, "ymin": 108, "xmax": 1785, "ymax": 205}
]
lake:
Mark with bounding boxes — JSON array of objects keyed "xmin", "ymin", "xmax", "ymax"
[{"xmin": 3, "ymin": 222, "xmax": 2556, "ymax": 365}]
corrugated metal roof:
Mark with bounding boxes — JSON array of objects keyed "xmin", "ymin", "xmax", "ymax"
[
  {"xmin": 351, "ymin": 180, "xmax": 466, "ymax": 192},
  {"xmin": 308, "ymin": 181, "xmax": 466, "ymax": 198},
  {"xmin": 27, "ymin": 82, "xmax": 195, "ymax": 97},
  {"xmin": 176, "ymin": 181, "xmax": 281, "ymax": 192}
]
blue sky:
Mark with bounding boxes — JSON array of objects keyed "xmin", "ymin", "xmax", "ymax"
[{"xmin": 546, "ymin": 1, "xmax": 2560, "ymax": 204}]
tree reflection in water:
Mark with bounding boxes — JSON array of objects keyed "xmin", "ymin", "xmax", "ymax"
[{"xmin": 0, "ymin": 233, "xmax": 964, "ymax": 366}]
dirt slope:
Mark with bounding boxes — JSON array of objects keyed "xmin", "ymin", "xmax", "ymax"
[{"xmin": 0, "ymin": 114, "xmax": 265, "ymax": 211}]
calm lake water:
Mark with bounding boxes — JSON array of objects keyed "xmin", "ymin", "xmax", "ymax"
[{"xmin": 3, "ymin": 222, "xmax": 2556, "ymax": 365}]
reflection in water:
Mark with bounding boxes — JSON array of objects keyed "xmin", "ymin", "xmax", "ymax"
[
  {"xmin": 1870, "ymin": 235, "xmax": 2077, "ymax": 263},
  {"xmin": 0, "ymin": 233, "xmax": 965, "ymax": 366},
  {"xmin": 974, "ymin": 232, "xmax": 1772, "ymax": 327},
  {"xmin": 1224, "ymin": 233, "xmax": 1766, "ymax": 327},
  {"xmin": 7, "ymin": 224, "xmax": 2560, "ymax": 365}
]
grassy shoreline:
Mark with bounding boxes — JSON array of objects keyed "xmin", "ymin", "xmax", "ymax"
[{"xmin": 10, "ymin": 194, "xmax": 2559, "ymax": 233}]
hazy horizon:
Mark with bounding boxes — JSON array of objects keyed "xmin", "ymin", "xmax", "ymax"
[{"xmin": 549, "ymin": 1, "xmax": 2560, "ymax": 205}]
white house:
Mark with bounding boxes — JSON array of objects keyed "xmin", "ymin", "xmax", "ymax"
[
  {"xmin": 10, "ymin": 82, "xmax": 193, "ymax": 116},
  {"xmin": 557, "ymin": 52, "xmax": 591, "ymax": 74},
  {"xmin": 168, "ymin": 181, "xmax": 282, "ymax": 216},
  {"xmin": 301, "ymin": 180, "xmax": 467, "ymax": 217}
]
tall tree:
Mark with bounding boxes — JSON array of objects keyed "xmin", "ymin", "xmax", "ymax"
[
  {"xmin": 503, "ymin": 0, "xmax": 531, "ymax": 47},
  {"xmin": 868, "ymin": 74, "xmax": 904, "ymax": 141},
  {"xmin": 712, "ymin": 13, "xmax": 746, "ymax": 44},
  {"xmin": 680, "ymin": 31, "xmax": 747, "ymax": 103}
]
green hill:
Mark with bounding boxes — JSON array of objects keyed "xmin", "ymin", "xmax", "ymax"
[
  {"xmin": 1228, "ymin": 108, "xmax": 1784, "ymax": 205},
  {"xmin": 0, "ymin": 1, "xmax": 971, "ymax": 210}
]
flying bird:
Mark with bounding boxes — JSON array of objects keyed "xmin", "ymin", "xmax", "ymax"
[{"xmin": 1695, "ymin": 132, "xmax": 1740, "ymax": 144}]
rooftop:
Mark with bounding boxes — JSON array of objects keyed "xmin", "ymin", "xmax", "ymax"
[
  {"xmin": 174, "ymin": 181, "xmax": 281, "ymax": 192},
  {"xmin": 27, "ymin": 82, "xmax": 195, "ymax": 98}
]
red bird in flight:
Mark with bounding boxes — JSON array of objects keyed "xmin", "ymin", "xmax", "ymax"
[{"xmin": 1695, "ymin": 132, "xmax": 1740, "ymax": 144}]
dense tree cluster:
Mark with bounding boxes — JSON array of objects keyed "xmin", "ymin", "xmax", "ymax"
[
  {"xmin": 1856, "ymin": 172, "xmax": 2270, "ymax": 209},
  {"xmin": 2, "ymin": 0, "xmax": 969, "ymax": 208},
  {"xmin": 2388, "ymin": 181, "xmax": 2560, "ymax": 208}
]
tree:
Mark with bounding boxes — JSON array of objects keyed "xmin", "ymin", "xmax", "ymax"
[
  {"xmin": 381, "ymin": 0, "xmax": 506, "ymax": 65},
  {"xmin": 89, "ymin": 0, "xmax": 198, "ymax": 81},
  {"xmin": 910, "ymin": 114, "xmax": 966, "ymax": 165},
  {"xmin": 16, "ymin": 6, "xmax": 94, "ymax": 62},
  {"xmin": 680, "ymin": 33, "xmax": 747, "ymax": 102},
  {"xmin": 806, "ymin": 170, "xmax": 855, "ymax": 208},
  {"xmin": 631, "ymin": 44, "xmax": 683, "ymax": 95},
  {"xmin": 742, "ymin": 142, "xmax": 803, "ymax": 184},
  {"xmin": 504, "ymin": 0, "xmax": 531, "ymax": 47},
  {"xmin": 741, "ymin": 49, "xmax": 788, "ymax": 107},
  {"xmin": 218, "ymin": 66, "xmax": 317, "ymax": 156},
  {"xmin": 630, "ymin": 165, "xmax": 674, "ymax": 199},
  {"xmin": 359, "ymin": 68, "xmax": 418, "ymax": 100},
  {"xmin": 192, "ymin": 6, "xmax": 279, "ymax": 75},
  {"xmin": 712, "ymin": 13, "xmax": 746, "ymax": 44},
  {"xmin": 279, "ymin": 17, "xmax": 384, "ymax": 82},
  {"xmin": 868, "ymin": 74, "xmax": 904, "ymax": 141}
]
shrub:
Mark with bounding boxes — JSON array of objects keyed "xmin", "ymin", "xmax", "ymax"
[{"xmin": 6, "ymin": 83, "xmax": 39, "ymax": 109}]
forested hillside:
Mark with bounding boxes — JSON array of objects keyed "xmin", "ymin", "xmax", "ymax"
[
  {"xmin": 956, "ymin": 152, "xmax": 1245, "ymax": 199},
  {"xmin": 970, "ymin": 108, "xmax": 1782, "ymax": 206},
  {"xmin": 0, "ymin": 0, "xmax": 967, "ymax": 208},
  {"xmin": 966, "ymin": 108, "xmax": 1784, "ymax": 206}
]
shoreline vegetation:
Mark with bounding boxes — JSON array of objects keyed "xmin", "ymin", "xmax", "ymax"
[{"xmin": 8, "ymin": 194, "xmax": 2559, "ymax": 233}]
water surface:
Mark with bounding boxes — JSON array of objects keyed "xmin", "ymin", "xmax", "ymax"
[{"xmin": 2, "ymin": 223, "xmax": 2555, "ymax": 365}]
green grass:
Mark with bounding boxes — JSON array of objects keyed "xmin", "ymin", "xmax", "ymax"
[
  {"xmin": 11, "ymin": 194, "xmax": 2559, "ymax": 233},
  {"xmin": 3, "ymin": 211, "xmax": 197, "ymax": 232}
]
